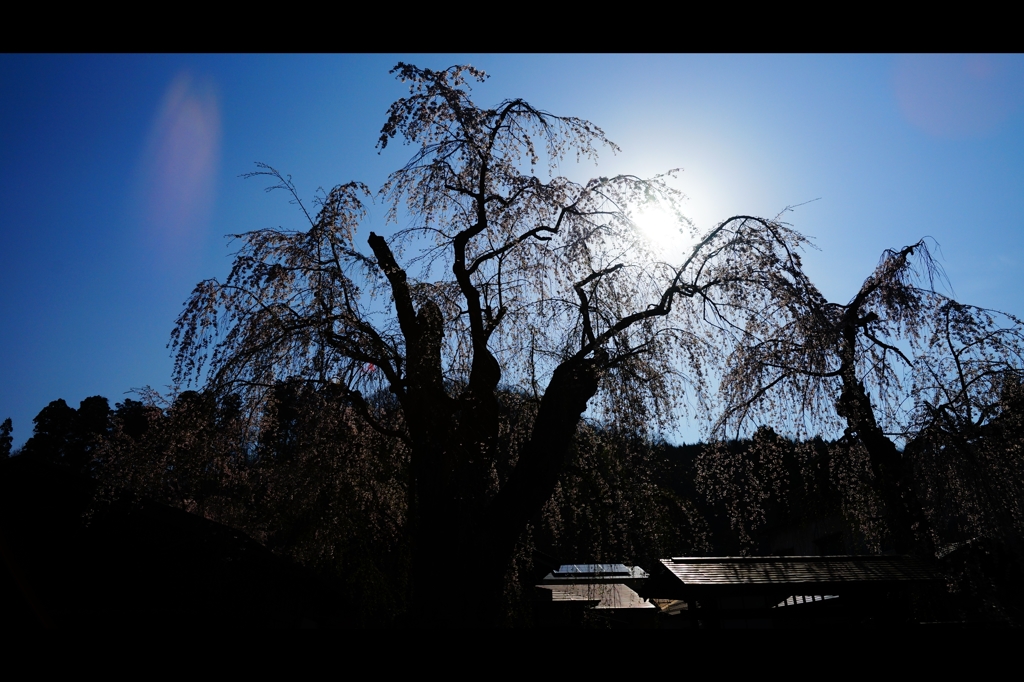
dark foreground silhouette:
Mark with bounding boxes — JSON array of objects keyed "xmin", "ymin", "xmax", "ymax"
[{"xmin": 0, "ymin": 455, "xmax": 346, "ymax": 628}]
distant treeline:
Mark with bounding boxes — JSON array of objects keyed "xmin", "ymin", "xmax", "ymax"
[{"xmin": 5, "ymin": 377, "xmax": 1024, "ymax": 625}]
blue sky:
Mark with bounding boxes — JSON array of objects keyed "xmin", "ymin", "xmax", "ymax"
[{"xmin": 3, "ymin": 54, "xmax": 1024, "ymax": 447}]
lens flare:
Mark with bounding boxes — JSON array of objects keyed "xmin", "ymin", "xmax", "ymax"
[
  {"xmin": 137, "ymin": 72, "xmax": 221, "ymax": 261},
  {"xmin": 893, "ymin": 54, "xmax": 1024, "ymax": 139}
]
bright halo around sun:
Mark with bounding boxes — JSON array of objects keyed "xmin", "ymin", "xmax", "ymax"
[{"xmin": 632, "ymin": 203, "xmax": 694, "ymax": 259}]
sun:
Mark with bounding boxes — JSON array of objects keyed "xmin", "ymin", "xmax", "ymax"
[{"xmin": 632, "ymin": 203, "xmax": 695, "ymax": 260}]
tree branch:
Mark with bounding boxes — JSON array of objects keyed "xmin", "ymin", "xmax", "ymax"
[{"xmin": 367, "ymin": 232, "xmax": 419, "ymax": 345}]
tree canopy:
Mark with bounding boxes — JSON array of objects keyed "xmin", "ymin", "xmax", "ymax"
[
  {"xmin": 145, "ymin": 62, "xmax": 1024, "ymax": 625},
  {"xmin": 710, "ymin": 235, "xmax": 1024, "ymax": 557},
  {"xmin": 169, "ymin": 63, "xmax": 814, "ymax": 624}
]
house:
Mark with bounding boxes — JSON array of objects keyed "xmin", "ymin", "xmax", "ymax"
[{"xmin": 534, "ymin": 563, "xmax": 655, "ymax": 627}]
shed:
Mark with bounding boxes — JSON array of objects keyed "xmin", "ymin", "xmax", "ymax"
[
  {"xmin": 534, "ymin": 563, "xmax": 655, "ymax": 627},
  {"xmin": 642, "ymin": 555, "xmax": 938, "ymax": 628}
]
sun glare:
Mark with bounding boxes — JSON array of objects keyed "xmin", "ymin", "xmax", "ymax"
[{"xmin": 633, "ymin": 203, "xmax": 694, "ymax": 260}]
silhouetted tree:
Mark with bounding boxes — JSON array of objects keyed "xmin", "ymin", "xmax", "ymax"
[
  {"xmin": 96, "ymin": 390, "xmax": 247, "ymax": 517},
  {"xmin": 713, "ymin": 237, "xmax": 1024, "ymax": 561},
  {"xmin": 711, "ymin": 242, "xmax": 945, "ymax": 552},
  {"xmin": 170, "ymin": 63, "xmax": 810, "ymax": 625},
  {"xmin": 539, "ymin": 425, "xmax": 711, "ymax": 569},
  {"xmin": 906, "ymin": 301, "xmax": 1024, "ymax": 554},
  {"xmin": 0, "ymin": 418, "xmax": 12, "ymax": 458},
  {"xmin": 111, "ymin": 398, "xmax": 157, "ymax": 442},
  {"xmin": 21, "ymin": 396, "xmax": 110, "ymax": 473},
  {"xmin": 97, "ymin": 381, "xmax": 410, "ymax": 624}
]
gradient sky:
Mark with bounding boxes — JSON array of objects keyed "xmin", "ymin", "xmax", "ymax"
[{"xmin": 3, "ymin": 54, "xmax": 1024, "ymax": 447}]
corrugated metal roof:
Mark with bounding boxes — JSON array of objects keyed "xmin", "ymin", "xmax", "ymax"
[
  {"xmin": 541, "ymin": 564, "xmax": 648, "ymax": 584},
  {"xmin": 554, "ymin": 563, "xmax": 631, "ymax": 577},
  {"xmin": 661, "ymin": 555, "xmax": 935, "ymax": 586}
]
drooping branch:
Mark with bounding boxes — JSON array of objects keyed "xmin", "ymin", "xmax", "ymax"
[
  {"xmin": 573, "ymin": 264, "xmax": 625, "ymax": 348},
  {"xmin": 466, "ymin": 224, "xmax": 556, "ymax": 276},
  {"xmin": 343, "ymin": 385, "xmax": 411, "ymax": 445},
  {"xmin": 862, "ymin": 329, "xmax": 913, "ymax": 366}
]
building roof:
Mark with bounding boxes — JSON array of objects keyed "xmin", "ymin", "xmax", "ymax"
[
  {"xmin": 536, "ymin": 583, "xmax": 655, "ymax": 609},
  {"xmin": 555, "ymin": 563, "xmax": 630, "ymax": 577},
  {"xmin": 540, "ymin": 564, "xmax": 649, "ymax": 584},
  {"xmin": 645, "ymin": 555, "xmax": 937, "ymax": 599}
]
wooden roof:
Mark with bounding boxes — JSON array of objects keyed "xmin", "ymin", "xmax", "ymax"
[
  {"xmin": 663, "ymin": 555, "xmax": 934, "ymax": 586},
  {"xmin": 645, "ymin": 555, "xmax": 937, "ymax": 599},
  {"xmin": 536, "ymin": 583, "xmax": 655, "ymax": 609}
]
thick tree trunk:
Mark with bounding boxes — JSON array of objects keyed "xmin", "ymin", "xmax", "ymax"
[
  {"xmin": 369, "ymin": 232, "xmax": 609, "ymax": 625},
  {"xmin": 401, "ymin": 301, "xmax": 463, "ymax": 626},
  {"xmin": 836, "ymin": 355, "xmax": 932, "ymax": 555},
  {"xmin": 830, "ymin": 244, "xmax": 935, "ymax": 556},
  {"xmin": 408, "ymin": 355, "xmax": 604, "ymax": 626},
  {"xmin": 470, "ymin": 355, "xmax": 604, "ymax": 625}
]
